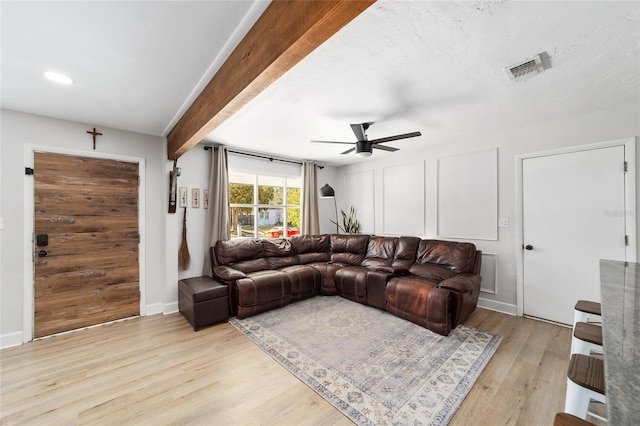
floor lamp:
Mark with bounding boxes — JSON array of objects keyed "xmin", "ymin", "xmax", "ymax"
[{"xmin": 320, "ymin": 183, "xmax": 339, "ymax": 234}]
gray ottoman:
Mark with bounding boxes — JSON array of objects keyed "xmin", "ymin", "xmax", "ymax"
[{"xmin": 178, "ymin": 276, "xmax": 229, "ymax": 331}]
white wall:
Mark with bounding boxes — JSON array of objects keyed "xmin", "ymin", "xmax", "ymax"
[
  {"xmin": 169, "ymin": 146, "xmax": 340, "ymax": 288},
  {"xmin": 0, "ymin": 109, "xmax": 166, "ymax": 347},
  {"xmin": 5, "ymin": 103, "xmax": 635, "ymax": 346},
  {"xmin": 334, "ymin": 104, "xmax": 640, "ymax": 314},
  {"xmin": 175, "ymin": 146, "xmax": 210, "ymax": 281}
]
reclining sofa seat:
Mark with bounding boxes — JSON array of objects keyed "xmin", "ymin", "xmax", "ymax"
[
  {"xmin": 211, "ymin": 234, "xmax": 481, "ymax": 336},
  {"xmin": 333, "ymin": 236, "xmax": 422, "ymax": 310},
  {"xmin": 386, "ymin": 240, "xmax": 482, "ymax": 335},
  {"xmin": 212, "ymin": 238, "xmax": 320, "ymax": 318},
  {"xmin": 289, "ymin": 234, "xmax": 340, "ymax": 295}
]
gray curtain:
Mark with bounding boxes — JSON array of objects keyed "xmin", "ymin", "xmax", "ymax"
[
  {"xmin": 301, "ymin": 161, "xmax": 320, "ymax": 235},
  {"xmin": 202, "ymin": 146, "xmax": 230, "ymax": 276}
]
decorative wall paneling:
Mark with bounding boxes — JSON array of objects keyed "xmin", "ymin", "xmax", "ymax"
[
  {"xmin": 344, "ymin": 170, "xmax": 374, "ymax": 234},
  {"xmin": 479, "ymin": 252, "xmax": 498, "ymax": 294},
  {"xmin": 382, "ymin": 161, "xmax": 425, "ymax": 236},
  {"xmin": 437, "ymin": 148, "xmax": 498, "ymax": 240}
]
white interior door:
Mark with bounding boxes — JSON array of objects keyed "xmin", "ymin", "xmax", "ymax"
[{"xmin": 522, "ymin": 146, "xmax": 626, "ymax": 325}]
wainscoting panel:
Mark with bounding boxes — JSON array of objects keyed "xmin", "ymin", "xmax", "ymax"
[
  {"xmin": 344, "ymin": 170, "xmax": 375, "ymax": 233},
  {"xmin": 437, "ymin": 148, "xmax": 498, "ymax": 240},
  {"xmin": 383, "ymin": 161, "xmax": 425, "ymax": 235},
  {"xmin": 480, "ymin": 252, "xmax": 498, "ymax": 294}
]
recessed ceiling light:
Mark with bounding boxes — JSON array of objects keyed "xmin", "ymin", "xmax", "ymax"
[{"xmin": 43, "ymin": 71, "xmax": 73, "ymax": 85}]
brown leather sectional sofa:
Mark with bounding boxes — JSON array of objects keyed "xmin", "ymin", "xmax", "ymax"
[{"xmin": 211, "ymin": 234, "xmax": 482, "ymax": 336}]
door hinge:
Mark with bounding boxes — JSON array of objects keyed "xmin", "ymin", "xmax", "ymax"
[
  {"xmin": 137, "ymin": 176, "xmax": 141, "ymax": 186},
  {"xmin": 25, "ymin": 167, "xmax": 34, "ymax": 175},
  {"xmin": 625, "ymin": 235, "xmax": 629, "ymax": 246},
  {"xmin": 624, "ymin": 161, "xmax": 628, "ymax": 172}
]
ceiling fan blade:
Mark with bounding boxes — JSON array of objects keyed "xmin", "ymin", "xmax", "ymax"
[
  {"xmin": 341, "ymin": 147, "xmax": 356, "ymax": 155},
  {"xmin": 350, "ymin": 123, "xmax": 369, "ymax": 142},
  {"xmin": 372, "ymin": 144, "xmax": 399, "ymax": 152},
  {"xmin": 369, "ymin": 131, "xmax": 422, "ymax": 145},
  {"xmin": 310, "ymin": 140, "xmax": 354, "ymax": 145}
]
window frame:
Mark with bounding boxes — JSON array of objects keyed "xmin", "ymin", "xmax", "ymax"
[{"xmin": 228, "ymin": 172, "xmax": 300, "ymax": 239}]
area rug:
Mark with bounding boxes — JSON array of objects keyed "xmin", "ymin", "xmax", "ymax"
[{"xmin": 230, "ymin": 296, "xmax": 502, "ymax": 426}]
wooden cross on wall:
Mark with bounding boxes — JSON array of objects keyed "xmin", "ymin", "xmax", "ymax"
[{"xmin": 87, "ymin": 127, "xmax": 102, "ymax": 150}]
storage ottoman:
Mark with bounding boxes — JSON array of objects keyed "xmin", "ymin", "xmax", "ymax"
[{"xmin": 178, "ymin": 276, "xmax": 229, "ymax": 330}]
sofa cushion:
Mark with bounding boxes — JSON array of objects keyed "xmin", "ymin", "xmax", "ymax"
[
  {"xmin": 335, "ymin": 266, "xmax": 368, "ymax": 303},
  {"xmin": 263, "ymin": 238, "xmax": 298, "ymax": 269},
  {"xmin": 392, "ymin": 236, "xmax": 421, "ymax": 271},
  {"xmin": 280, "ymin": 264, "xmax": 320, "ymax": 299},
  {"xmin": 386, "ymin": 276, "xmax": 452, "ymax": 335},
  {"xmin": 331, "ymin": 234, "xmax": 369, "ymax": 265},
  {"xmin": 236, "ymin": 270, "xmax": 291, "ymax": 307},
  {"xmin": 307, "ymin": 262, "xmax": 343, "ymax": 296},
  {"xmin": 361, "ymin": 236, "xmax": 397, "ymax": 270},
  {"xmin": 408, "ymin": 263, "xmax": 456, "ymax": 282},
  {"xmin": 386, "ymin": 277, "xmax": 438, "ymax": 319},
  {"xmin": 290, "ymin": 234, "xmax": 331, "ymax": 264},
  {"xmin": 415, "ymin": 240, "xmax": 477, "ymax": 274},
  {"xmin": 215, "ymin": 239, "xmax": 270, "ymax": 273}
]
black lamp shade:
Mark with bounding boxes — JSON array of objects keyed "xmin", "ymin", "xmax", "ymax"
[{"xmin": 320, "ymin": 184, "xmax": 335, "ymax": 198}]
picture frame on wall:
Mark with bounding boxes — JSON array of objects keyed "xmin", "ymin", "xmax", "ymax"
[
  {"xmin": 192, "ymin": 188, "xmax": 200, "ymax": 208},
  {"xmin": 203, "ymin": 190, "xmax": 209, "ymax": 209},
  {"xmin": 179, "ymin": 187, "xmax": 188, "ymax": 208}
]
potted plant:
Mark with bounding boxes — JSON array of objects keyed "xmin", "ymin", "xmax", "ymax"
[{"xmin": 331, "ymin": 205, "xmax": 360, "ymax": 234}]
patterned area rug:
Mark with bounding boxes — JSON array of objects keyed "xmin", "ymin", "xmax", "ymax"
[{"xmin": 230, "ymin": 296, "xmax": 501, "ymax": 426}]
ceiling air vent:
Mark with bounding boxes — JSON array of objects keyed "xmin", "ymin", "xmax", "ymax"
[{"xmin": 505, "ymin": 54, "xmax": 545, "ymax": 82}]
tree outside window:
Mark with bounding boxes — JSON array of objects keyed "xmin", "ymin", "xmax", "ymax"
[{"xmin": 229, "ymin": 172, "xmax": 301, "ymax": 238}]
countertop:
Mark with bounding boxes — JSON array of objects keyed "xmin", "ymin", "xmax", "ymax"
[{"xmin": 599, "ymin": 259, "xmax": 640, "ymax": 425}]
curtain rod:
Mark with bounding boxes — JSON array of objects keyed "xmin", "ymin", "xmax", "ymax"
[{"xmin": 204, "ymin": 146, "xmax": 324, "ymax": 169}]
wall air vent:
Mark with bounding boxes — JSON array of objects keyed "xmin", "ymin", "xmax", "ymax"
[{"xmin": 505, "ymin": 53, "xmax": 545, "ymax": 83}]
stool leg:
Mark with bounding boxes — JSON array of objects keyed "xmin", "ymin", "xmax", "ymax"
[
  {"xmin": 565, "ymin": 379, "xmax": 592, "ymax": 419},
  {"xmin": 565, "ymin": 379, "xmax": 606, "ymax": 420}
]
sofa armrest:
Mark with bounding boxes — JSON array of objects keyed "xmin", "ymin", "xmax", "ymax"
[
  {"xmin": 213, "ymin": 265, "xmax": 247, "ymax": 282},
  {"xmin": 367, "ymin": 264, "xmax": 409, "ymax": 275},
  {"xmin": 439, "ymin": 273, "xmax": 481, "ymax": 294},
  {"xmin": 372, "ymin": 265, "xmax": 395, "ymax": 274}
]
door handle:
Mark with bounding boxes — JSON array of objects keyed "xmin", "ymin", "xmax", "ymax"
[
  {"xmin": 37, "ymin": 250, "xmax": 48, "ymax": 257},
  {"xmin": 525, "ymin": 245, "xmax": 533, "ymax": 251}
]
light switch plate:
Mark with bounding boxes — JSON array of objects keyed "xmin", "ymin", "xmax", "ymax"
[{"xmin": 498, "ymin": 217, "xmax": 509, "ymax": 227}]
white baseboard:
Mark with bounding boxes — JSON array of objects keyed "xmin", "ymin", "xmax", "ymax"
[
  {"xmin": 145, "ymin": 303, "xmax": 164, "ymax": 316},
  {"xmin": 163, "ymin": 301, "xmax": 179, "ymax": 315},
  {"xmin": 477, "ymin": 297, "xmax": 517, "ymax": 316},
  {"xmin": 1, "ymin": 331, "xmax": 24, "ymax": 349}
]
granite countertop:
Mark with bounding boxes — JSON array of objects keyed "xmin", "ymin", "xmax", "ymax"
[{"xmin": 599, "ymin": 259, "xmax": 640, "ymax": 425}]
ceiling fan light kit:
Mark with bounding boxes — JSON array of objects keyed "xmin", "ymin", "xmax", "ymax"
[
  {"xmin": 312, "ymin": 122, "xmax": 421, "ymax": 157},
  {"xmin": 356, "ymin": 141, "xmax": 372, "ymax": 157}
]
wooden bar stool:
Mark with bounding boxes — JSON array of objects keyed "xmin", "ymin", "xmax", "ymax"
[
  {"xmin": 554, "ymin": 412, "xmax": 596, "ymax": 426},
  {"xmin": 574, "ymin": 300, "xmax": 602, "ymax": 326},
  {"xmin": 565, "ymin": 354, "xmax": 606, "ymax": 420},
  {"xmin": 571, "ymin": 322, "xmax": 603, "ymax": 356}
]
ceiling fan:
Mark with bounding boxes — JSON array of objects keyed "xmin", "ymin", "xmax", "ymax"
[{"xmin": 311, "ymin": 122, "xmax": 422, "ymax": 157}]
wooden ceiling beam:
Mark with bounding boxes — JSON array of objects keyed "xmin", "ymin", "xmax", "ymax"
[{"xmin": 167, "ymin": 0, "xmax": 376, "ymax": 160}]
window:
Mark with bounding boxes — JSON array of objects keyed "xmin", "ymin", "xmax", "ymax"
[{"xmin": 229, "ymin": 172, "xmax": 301, "ymax": 238}]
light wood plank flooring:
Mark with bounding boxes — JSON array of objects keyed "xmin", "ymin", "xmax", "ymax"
[{"xmin": 0, "ymin": 308, "xmax": 571, "ymax": 425}]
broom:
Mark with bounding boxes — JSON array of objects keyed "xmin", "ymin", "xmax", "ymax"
[{"xmin": 178, "ymin": 207, "xmax": 191, "ymax": 270}]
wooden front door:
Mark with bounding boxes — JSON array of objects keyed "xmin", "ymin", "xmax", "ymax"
[{"xmin": 34, "ymin": 152, "xmax": 140, "ymax": 338}]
